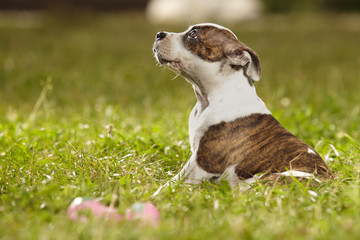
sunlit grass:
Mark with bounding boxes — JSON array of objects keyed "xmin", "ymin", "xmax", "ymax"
[{"xmin": 0, "ymin": 12, "xmax": 360, "ymax": 239}]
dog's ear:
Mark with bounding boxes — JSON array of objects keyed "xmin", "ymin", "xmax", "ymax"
[{"xmin": 224, "ymin": 44, "xmax": 261, "ymax": 82}]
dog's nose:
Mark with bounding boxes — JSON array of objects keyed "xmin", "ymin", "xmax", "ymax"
[{"xmin": 156, "ymin": 31, "xmax": 167, "ymax": 41}]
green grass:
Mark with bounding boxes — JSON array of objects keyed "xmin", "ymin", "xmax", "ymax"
[{"xmin": 1, "ymin": 12, "xmax": 360, "ymax": 239}]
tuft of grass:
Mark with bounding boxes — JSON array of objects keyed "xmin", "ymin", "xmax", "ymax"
[{"xmin": 0, "ymin": 12, "xmax": 360, "ymax": 239}]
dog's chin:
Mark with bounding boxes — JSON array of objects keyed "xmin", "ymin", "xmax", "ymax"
[{"xmin": 156, "ymin": 54, "xmax": 182, "ymax": 72}]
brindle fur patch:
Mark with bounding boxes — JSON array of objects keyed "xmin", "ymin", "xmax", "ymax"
[
  {"xmin": 196, "ymin": 114, "xmax": 332, "ymax": 180},
  {"xmin": 183, "ymin": 26, "xmax": 241, "ymax": 62}
]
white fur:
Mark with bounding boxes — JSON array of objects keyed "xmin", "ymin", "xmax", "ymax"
[
  {"xmin": 216, "ymin": 165, "xmax": 242, "ymax": 187},
  {"xmin": 154, "ymin": 24, "xmax": 270, "ymax": 154},
  {"xmin": 188, "ymin": 68, "xmax": 270, "ymax": 152},
  {"xmin": 276, "ymin": 170, "xmax": 320, "ymax": 182},
  {"xmin": 234, "ymin": 170, "xmax": 321, "ymax": 192},
  {"xmin": 153, "ymin": 154, "xmax": 218, "ymax": 196},
  {"xmin": 307, "ymin": 148, "xmax": 316, "ymax": 155}
]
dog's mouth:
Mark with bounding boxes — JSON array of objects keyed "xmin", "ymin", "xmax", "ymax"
[
  {"xmin": 158, "ymin": 55, "xmax": 181, "ymax": 69},
  {"xmin": 153, "ymin": 49, "xmax": 181, "ymax": 70}
]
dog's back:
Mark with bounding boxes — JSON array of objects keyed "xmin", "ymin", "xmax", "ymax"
[{"xmin": 196, "ymin": 113, "xmax": 332, "ymax": 180}]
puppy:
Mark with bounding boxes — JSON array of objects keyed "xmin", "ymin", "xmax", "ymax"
[{"xmin": 152, "ymin": 23, "xmax": 332, "ymax": 195}]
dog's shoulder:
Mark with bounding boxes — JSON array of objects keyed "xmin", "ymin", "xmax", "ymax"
[{"xmin": 196, "ymin": 113, "xmax": 332, "ymax": 179}]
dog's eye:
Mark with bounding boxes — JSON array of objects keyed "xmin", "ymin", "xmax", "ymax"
[{"xmin": 188, "ymin": 29, "xmax": 198, "ymax": 39}]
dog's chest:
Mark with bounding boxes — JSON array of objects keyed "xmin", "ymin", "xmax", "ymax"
[
  {"xmin": 195, "ymin": 113, "xmax": 330, "ymax": 179},
  {"xmin": 188, "ymin": 94, "xmax": 271, "ymax": 153}
]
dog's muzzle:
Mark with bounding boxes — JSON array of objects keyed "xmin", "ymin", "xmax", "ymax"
[{"xmin": 153, "ymin": 32, "xmax": 181, "ymax": 70}]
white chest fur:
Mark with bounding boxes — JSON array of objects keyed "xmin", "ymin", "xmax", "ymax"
[{"xmin": 188, "ymin": 69, "xmax": 270, "ymax": 153}]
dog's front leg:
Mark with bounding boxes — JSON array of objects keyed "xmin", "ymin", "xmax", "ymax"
[{"xmin": 153, "ymin": 153, "xmax": 215, "ymax": 196}]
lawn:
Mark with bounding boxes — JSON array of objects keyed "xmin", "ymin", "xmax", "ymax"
[{"xmin": 1, "ymin": 12, "xmax": 360, "ymax": 239}]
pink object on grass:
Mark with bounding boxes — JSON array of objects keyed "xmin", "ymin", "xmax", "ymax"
[
  {"xmin": 67, "ymin": 198, "xmax": 160, "ymax": 226},
  {"xmin": 126, "ymin": 202, "xmax": 160, "ymax": 226},
  {"xmin": 67, "ymin": 197, "xmax": 123, "ymax": 222}
]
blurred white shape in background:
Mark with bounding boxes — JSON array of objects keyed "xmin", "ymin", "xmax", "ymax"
[{"xmin": 146, "ymin": 0, "xmax": 263, "ymax": 24}]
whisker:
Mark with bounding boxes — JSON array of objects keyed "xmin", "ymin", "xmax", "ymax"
[{"xmin": 171, "ymin": 74, "xmax": 180, "ymax": 80}]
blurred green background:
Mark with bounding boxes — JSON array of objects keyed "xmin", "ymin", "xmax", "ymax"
[
  {"xmin": 1, "ymin": 9, "xmax": 359, "ymax": 137},
  {"xmin": 1, "ymin": 0, "xmax": 360, "ymax": 111}
]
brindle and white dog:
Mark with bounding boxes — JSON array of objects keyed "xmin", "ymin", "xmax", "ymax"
[{"xmin": 152, "ymin": 23, "xmax": 332, "ymax": 195}]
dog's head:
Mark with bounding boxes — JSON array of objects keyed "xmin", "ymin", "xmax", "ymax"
[{"xmin": 153, "ymin": 23, "xmax": 261, "ymax": 83}]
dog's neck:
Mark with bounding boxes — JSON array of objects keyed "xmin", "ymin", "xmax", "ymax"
[{"xmin": 190, "ymin": 69, "xmax": 270, "ymax": 117}]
